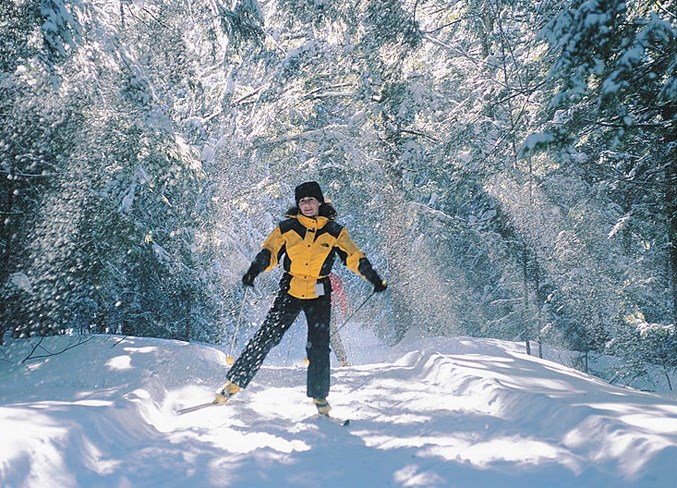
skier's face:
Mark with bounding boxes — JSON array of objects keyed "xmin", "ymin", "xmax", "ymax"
[{"xmin": 298, "ymin": 197, "xmax": 320, "ymax": 217}]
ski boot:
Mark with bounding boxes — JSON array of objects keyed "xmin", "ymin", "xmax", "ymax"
[
  {"xmin": 313, "ymin": 397, "xmax": 332, "ymax": 416},
  {"xmin": 214, "ymin": 380, "xmax": 240, "ymax": 405}
]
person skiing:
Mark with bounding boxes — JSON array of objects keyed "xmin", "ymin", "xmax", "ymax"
[{"xmin": 215, "ymin": 181, "xmax": 387, "ymax": 415}]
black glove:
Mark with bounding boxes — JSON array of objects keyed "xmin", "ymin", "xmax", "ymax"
[
  {"xmin": 242, "ymin": 269, "xmax": 257, "ymax": 287},
  {"xmin": 358, "ymin": 258, "xmax": 387, "ymax": 293},
  {"xmin": 242, "ymin": 250, "xmax": 269, "ymax": 287},
  {"xmin": 373, "ymin": 279, "xmax": 388, "ymax": 293}
]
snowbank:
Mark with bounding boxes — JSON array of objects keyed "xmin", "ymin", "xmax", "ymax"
[{"xmin": 1, "ymin": 334, "xmax": 676, "ymax": 487}]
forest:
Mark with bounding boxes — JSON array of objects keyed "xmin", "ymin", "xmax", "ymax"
[{"xmin": 1, "ymin": 0, "xmax": 675, "ymax": 389}]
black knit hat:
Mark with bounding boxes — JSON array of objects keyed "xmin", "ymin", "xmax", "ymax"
[{"xmin": 295, "ymin": 181, "xmax": 324, "ymax": 205}]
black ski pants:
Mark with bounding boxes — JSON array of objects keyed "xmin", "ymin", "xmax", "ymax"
[{"xmin": 227, "ymin": 289, "xmax": 332, "ymax": 399}]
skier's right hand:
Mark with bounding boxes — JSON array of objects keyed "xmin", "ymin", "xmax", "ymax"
[{"xmin": 242, "ymin": 270, "xmax": 256, "ymax": 287}]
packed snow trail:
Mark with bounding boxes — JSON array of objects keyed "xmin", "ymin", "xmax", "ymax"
[{"xmin": 0, "ymin": 334, "xmax": 676, "ymax": 487}]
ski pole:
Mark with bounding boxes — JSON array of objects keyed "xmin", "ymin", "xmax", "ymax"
[
  {"xmin": 226, "ymin": 286, "xmax": 249, "ymax": 365},
  {"xmin": 331, "ymin": 291, "xmax": 376, "ymax": 337}
]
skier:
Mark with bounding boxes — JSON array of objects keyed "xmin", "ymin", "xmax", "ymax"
[{"xmin": 215, "ymin": 181, "xmax": 387, "ymax": 415}]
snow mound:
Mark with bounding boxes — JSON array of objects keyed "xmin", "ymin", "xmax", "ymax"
[{"xmin": 1, "ymin": 334, "xmax": 676, "ymax": 487}]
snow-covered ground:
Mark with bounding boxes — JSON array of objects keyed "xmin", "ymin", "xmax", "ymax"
[{"xmin": 1, "ymin": 328, "xmax": 676, "ymax": 487}]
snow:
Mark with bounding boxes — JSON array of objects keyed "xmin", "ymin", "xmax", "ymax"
[
  {"xmin": 521, "ymin": 132, "xmax": 555, "ymax": 152},
  {"xmin": 1, "ymin": 332, "xmax": 676, "ymax": 487},
  {"xmin": 8, "ymin": 273, "xmax": 32, "ymax": 294}
]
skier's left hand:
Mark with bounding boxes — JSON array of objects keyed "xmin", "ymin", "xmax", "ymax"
[{"xmin": 373, "ymin": 279, "xmax": 388, "ymax": 293}]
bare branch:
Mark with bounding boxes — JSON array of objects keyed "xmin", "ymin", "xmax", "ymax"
[{"xmin": 21, "ymin": 336, "xmax": 94, "ymax": 364}]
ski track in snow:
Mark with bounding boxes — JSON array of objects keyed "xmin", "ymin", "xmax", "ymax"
[{"xmin": 1, "ymin": 333, "xmax": 676, "ymax": 487}]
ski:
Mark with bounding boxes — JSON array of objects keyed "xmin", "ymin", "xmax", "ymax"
[
  {"xmin": 176, "ymin": 400, "xmax": 218, "ymax": 415},
  {"xmin": 314, "ymin": 413, "xmax": 350, "ymax": 426},
  {"xmin": 176, "ymin": 402, "xmax": 349, "ymax": 426}
]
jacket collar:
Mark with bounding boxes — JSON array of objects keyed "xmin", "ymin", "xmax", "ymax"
[{"xmin": 295, "ymin": 213, "xmax": 330, "ymax": 230}]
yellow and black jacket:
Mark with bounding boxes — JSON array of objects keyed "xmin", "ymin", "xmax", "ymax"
[{"xmin": 246, "ymin": 205, "xmax": 382, "ymax": 299}]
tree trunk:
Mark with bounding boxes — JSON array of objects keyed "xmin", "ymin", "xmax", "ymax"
[
  {"xmin": 382, "ymin": 161, "xmax": 414, "ymax": 341},
  {"xmin": 667, "ymin": 154, "xmax": 677, "ymax": 326},
  {"xmin": 663, "ymin": 105, "xmax": 677, "ymax": 326},
  {"xmin": 0, "ymin": 165, "xmax": 15, "ymax": 279},
  {"xmin": 182, "ymin": 287, "xmax": 192, "ymax": 342},
  {"xmin": 522, "ymin": 244, "xmax": 531, "ymax": 355},
  {"xmin": 534, "ymin": 256, "xmax": 543, "ymax": 358}
]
